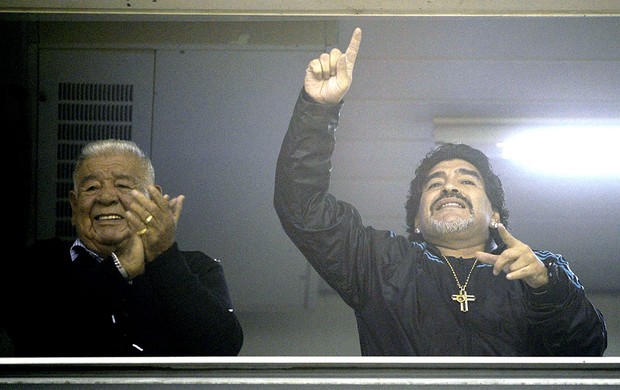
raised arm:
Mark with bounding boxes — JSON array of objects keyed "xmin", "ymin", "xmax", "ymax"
[{"xmin": 274, "ymin": 28, "xmax": 375, "ymax": 309}]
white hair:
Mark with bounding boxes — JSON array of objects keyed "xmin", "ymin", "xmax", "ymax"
[{"xmin": 72, "ymin": 139, "xmax": 155, "ymax": 192}]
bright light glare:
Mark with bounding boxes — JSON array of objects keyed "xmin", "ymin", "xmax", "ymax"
[{"xmin": 497, "ymin": 126, "xmax": 620, "ymax": 177}]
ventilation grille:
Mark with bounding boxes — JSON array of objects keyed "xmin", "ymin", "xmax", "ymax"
[{"xmin": 55, "ymin": 82, "xmax": 134, "ymax": 240}]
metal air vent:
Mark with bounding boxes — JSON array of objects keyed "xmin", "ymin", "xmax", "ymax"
[{"xmin": 54, "ymin": 82, "xmax": 134, "ymax": 240}]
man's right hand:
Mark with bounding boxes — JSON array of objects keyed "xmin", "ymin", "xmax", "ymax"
[{"xmin": 304, "ymin": 27, "xmax": 362, "ymax": 104}]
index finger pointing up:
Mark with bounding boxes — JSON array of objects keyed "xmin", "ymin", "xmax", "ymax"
[
  {"xmin": 345, "ymin": 28, "xmax": 362, "ymax": 67},
  {"xmin": 496, "ymin": 223, "xmax": 519, "ymax": 247}
]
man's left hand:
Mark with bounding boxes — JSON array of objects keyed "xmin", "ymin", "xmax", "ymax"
[
  {"xmin": 475, "ymin": 224, "xmax": 549, "ymax": 289},
  {"xmin": 124, "ymin": 185, "xmax": 185, "ymax": 262}
]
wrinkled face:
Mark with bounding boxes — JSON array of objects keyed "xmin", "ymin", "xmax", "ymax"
[
  {"xmin": 415, "ymin": 159, "xmax": 499, "ymax": 246},
  {"xmin": 69, "ymin": 154, "xmax": 145, "ymax": 255}
]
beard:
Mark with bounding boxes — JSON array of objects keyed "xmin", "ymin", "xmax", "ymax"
[{"xmin": 429, "ymin": 213, "xmax": 475, "ymax": 234}]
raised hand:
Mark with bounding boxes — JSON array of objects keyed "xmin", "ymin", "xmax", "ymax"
[
  {"xmin": 123, "ymin": 185, "xmax": 184, "ymax": 263},
  {"xmin": 163, "ymin": 192, "xmax": 185, "ymax": 227},
  {"xmin": 304, "ymin": 27, "xmax": 362, "ymax": 104},
  {"xmin": 475, "ymin": 224, "xmax": 549, "ymax": 289}
]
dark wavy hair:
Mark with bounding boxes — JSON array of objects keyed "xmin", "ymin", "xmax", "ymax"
[{"xmin": 405, "ymin": 143, "xmax": 509, "ymax": 242}]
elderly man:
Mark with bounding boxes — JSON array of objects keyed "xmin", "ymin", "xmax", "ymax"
[
  {"xmin": 274, "ymin": 28, "xmax": 606, "ymax": 356},
  {"xmin": 3, "ymin": 139, "xmax": 243, "ymax": 356}
]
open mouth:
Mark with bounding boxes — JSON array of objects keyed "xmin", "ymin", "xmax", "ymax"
[
  {"xmin": 436, "ymin": 201, "xmax": 466, "ymax": 210},
  {"xmin": 95, "ymin": 214, "xmax": 123, "ymax": 221},
  {"xmin": 434, "ymin": 198, "xmax": 468, "ymax": 211}
]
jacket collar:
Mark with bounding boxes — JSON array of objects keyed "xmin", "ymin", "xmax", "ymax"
[{"xmin": 417, "ymin": 237, "xmax": 505, "ymax": 258}]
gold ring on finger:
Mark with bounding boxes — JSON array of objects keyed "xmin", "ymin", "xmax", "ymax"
[
  {"xmin": 136, "ymin": 227, "xmax": 148, "ymax": 236},
  {"xmin": 144, "ymin": 214, "xmax": 154, "ymax": 224}
]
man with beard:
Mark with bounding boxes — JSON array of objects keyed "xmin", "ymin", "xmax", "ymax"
[
  {"xmin": 274, "ymin": 28, "xmax": 606, "ymax": 356},
  {"xmin": 2, "ymin": 139, "xmax": 243, "ymax": 357}
]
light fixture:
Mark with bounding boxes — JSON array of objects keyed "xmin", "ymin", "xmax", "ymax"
[{"xmin": 433, "ymin": 118, "xmax": 620, "ymax": 177}]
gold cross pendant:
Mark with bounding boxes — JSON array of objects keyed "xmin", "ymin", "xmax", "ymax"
[{"xmin": 451, "ymin": 288, "xmax": 476, "ymax": 312}]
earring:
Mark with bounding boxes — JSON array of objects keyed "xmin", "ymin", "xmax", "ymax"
[
  {"xmin": 490, "ymin": 220, "xmax": 499, "ymax": 229},
  {"xmin": 414, "ymin": 228, "xmax": 421, "ymax": 234}
]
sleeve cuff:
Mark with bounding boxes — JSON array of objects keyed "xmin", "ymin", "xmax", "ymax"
[{"xmin": 526, "ymin": 262, "xmax": 571, "ymax": 309}]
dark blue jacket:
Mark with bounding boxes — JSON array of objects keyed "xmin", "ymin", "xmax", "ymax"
[
  {"xmin": 274, "ymin": 89, "xmax": 607, "ymax": 356},
  {"xmin": 2, "ymin": 238, "xmax": 243, "ymax": 357}
]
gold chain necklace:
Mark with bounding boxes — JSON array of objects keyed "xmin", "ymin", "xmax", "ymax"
[{"xmin": 442, "ymin": 255, "xmax": 478, "ymax": 313}]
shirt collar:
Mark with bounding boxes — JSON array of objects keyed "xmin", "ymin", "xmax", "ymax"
[{"xmin": 69, "ymin": 238, "xmax": 104, "ymax": 263}]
